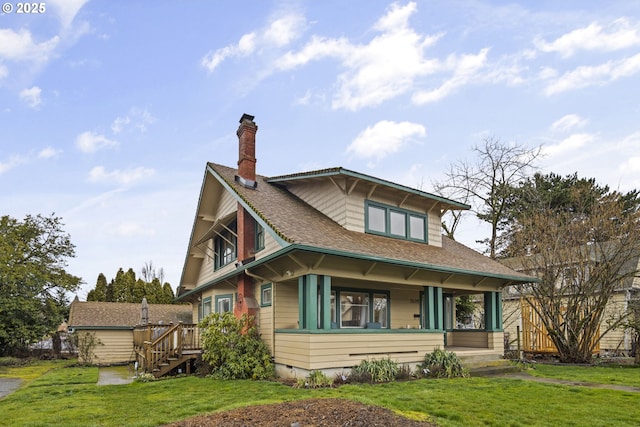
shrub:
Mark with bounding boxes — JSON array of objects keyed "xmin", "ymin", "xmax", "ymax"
[
  {"xmin": 69, "ymin": 332, "xmax": 103, "ymax": 365},
  {"xmin": 349, "ymin": 358, "xmax": 400, "ymax": 383},
  {"xmin": 134, "ymin": 372, "xmax": 157, "ymax": 383},
  {"xmin": 419, "ymin": 348, "xmax": 469, "ymax": 379},
  {"xmin": 199, "ymin": 312, "xmax": 274, "ymax": 380},
  {"xmin": 294, "ymin": 370, "xmax": 334, "ymax": 388}
]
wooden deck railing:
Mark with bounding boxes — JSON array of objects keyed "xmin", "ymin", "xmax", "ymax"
[{"xmin": 133, "ymin": 323, "xmax": 201, "ymax": 375}]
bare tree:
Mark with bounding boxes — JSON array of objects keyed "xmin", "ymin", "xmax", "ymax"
[
  {"xmin": 508, "ymin": 192, "xmax": 640, "ymax": 363},
  {"xmin": 433, "ymin": 137, "xmax": 540, "ymax": 258}
]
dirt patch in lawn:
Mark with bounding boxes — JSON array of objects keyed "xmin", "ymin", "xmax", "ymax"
[{"xmin": 163, "ymin": 398, "xmax": 435, "ymax": 427}]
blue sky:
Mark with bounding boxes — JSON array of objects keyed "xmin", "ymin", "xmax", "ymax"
[{"xmin": 2, "ymin": 1, "xmax": 640, "ymax": 299}]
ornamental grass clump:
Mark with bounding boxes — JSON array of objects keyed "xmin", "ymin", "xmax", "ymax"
[
  {"xmin": 349, "ymin": 358, "xmax": 400, "ymax": 383},
  {"xmin": 294, "ymin": 370, "xmax": 334, "ymax": 388},
  {"xmin": 199, "ymin": 312, "xmax": 274, "ymax": 380},
  {"xmin": 419, "ymin": 348, "xmax": 469, "ymax": 379}
]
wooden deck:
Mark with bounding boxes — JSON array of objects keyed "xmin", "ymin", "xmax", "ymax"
[{"xmin": 133, "ymin": 323, "xmax": 201, "ymax": 377}]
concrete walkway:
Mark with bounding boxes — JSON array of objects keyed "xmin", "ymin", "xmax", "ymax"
[
  {"xmin": 0, "ymin": 378, "xmax": 22, "ymax": 399},
  {"xmin": 97, "ymin": 366, "xmax": 135, "ymax": 386},
  {"xmin": 499, "ymin": 371, "xmax": 640, "ymax": 393}
]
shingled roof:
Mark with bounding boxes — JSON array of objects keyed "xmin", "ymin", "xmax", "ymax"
[
  {"xmin": 208, "ymin": 163, "xmax": 533, "ymax": 282},
  {"xmin": 68, "ymin": 300, "xmax": 192, "ymax": 328}
]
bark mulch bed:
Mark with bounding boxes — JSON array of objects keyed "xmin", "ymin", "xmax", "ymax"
[{"xmin": 163, "ymin": 397, "xmax": 435, "ymax": 427}]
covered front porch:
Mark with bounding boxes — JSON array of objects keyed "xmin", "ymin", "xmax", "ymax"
[{"xmin": 270, "ymin": 273, "xmax": 505, "ymax": 377}]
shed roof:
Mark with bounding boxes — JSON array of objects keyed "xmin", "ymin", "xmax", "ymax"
[{"xmin": 68, "ymin": 301, "xmax": 192, "ymax": 328}]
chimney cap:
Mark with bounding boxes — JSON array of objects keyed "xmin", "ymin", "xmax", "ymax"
[{"xmin": 239, "ymin": 113, "xmax": 255, "ymax": 124}]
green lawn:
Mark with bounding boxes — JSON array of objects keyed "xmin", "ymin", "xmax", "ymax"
[{"xmin": 0, "ymin": 361, "xmax": 639, "ymax": 427}]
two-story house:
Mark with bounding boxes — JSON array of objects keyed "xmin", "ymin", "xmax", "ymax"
[{"xmin": 176, "ymin": 114, "xmax": 534, "ymax": 378}]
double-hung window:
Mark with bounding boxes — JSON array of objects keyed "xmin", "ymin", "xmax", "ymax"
[
  {"xmin": 365, "ymin": 201, "xmax": 427, "ymax": 243},
  {"xmin": 214, "ymin": 220, "xmax": 237, "ymax": 270}
]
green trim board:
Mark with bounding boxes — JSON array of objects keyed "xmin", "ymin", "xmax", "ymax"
[
  {"xmin": 177, "ymin": 243, "xmax": 535, "ymax": 301},
  {"xmin": 266, "ymin": 167, "xmax": 470, "ymax": 210},
  {"xmin": 275, "ymin": 328, "xmax": 438, "ymax": 334}
]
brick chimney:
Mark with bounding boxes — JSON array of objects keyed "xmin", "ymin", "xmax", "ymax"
[
  {"xmin": 235, "ymin": 113, "xmax": 258, "ymax": 189},
  {"xmin": 234, "ymin": 113, "xmax": 259, "ymax": 320}
]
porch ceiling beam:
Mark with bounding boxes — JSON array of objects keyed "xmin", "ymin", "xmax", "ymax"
[
  {"xmin": 474, "ymin": 277, "xmax": 488, "ymax": 287},
  {"xmin": 288, "ymin": 254, "xmax": 307, "ymax": 270},
  {"xmin": 441, "ymin": 273, "xmax": 454, "ymax": 284},
  {"xmin": 199, "ymin": 214, "xmax": 216, "ymax": 222},
  {"xmin": 312, "ymin": 255, "xmax": 325, "ymax": 270},
  {"xmin": 364, "ymin": 262, "xmax": 377, "ymax": 276},
  {"xmin": 263, "ymin": 264, "xmax": 280, "ymax": 277},
  {"xmin": 367, "ymin": 184, "xmax": 378, "ymax": 199},
  {"xmin": 405, "ymin": 268, "xmax": 420, "ymax": 281}
]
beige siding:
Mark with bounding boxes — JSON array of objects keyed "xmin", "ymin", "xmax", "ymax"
[
  {"xmin": 274, "ymin": 332, "xmax": 444, "ymax": 370},
  {"xmin": 389, "ymin": 288, "xmax": 422, "ymax": 329},
  {"xmin": 274, "ymin": 282, "xmax": 299, "ymax": 329},
  {"xmin": 427, "ymin": 213, "xmax": 442, "ymax": 247},
  {"xmin": 79, "ymin": 329, "xmax": 133, "ymax": 365},
  {"xmin": 286, "ymin": 181, "xmax": 347, "ymax": 227}
]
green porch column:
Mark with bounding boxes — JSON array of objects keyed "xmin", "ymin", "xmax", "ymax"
[
  {"xmin": 319, "ymin": 275, "xmax": 332, "ymax": 330},
  {"xmin": 423, "ymin": 286, "xmax": 444, "ymax": 331},
  {"xmin": 484, "ymin": 291, "xmax": 503, "ymax": 331},
  {"xmin": 298, "ymin": 275, "xmax": 319, "ymax": 330}
]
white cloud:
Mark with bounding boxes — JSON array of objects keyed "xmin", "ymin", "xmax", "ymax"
[
  {"xmin": 550, "ymin": 114, "xmax": 588, "ymax": 133},
  {"xmin": 48, "ymin": 0, "xmax": 90, "ymax": 30},
  {"xmin": 536, "ymin": 18, "xmax": 640, "ymax": 58},
  {"xmin": 88, "ymin": 166, "xmax": 156, "ymax": 185},
  {"xmin": 38, "ymin": 147, "xmax": 61, "ymax": 158},
  {"xmin": 544, "ymin": 52, "xmax": 640, "ymax": 95},
  {"xmin": 0, "ymin": 28, "xmax": 59, "ymax": 63},
  {"xmin": 346, "ymin": 120, "xmax": 426, "ymax": 163},
  {"xmin": 202, "ymin": 12, "xmax": 305, "ymax": 72},
  {"xmin": 0, "ymin": 155, "xmax": 25, "ymax": 174},
  {"xmin": 542, "ymin": 133, "xmax": 594, "ymax": 157},
  {"xmin": 111, "ymin": 107, "xmax": 156, "ymax": 134},
  {"xmin": 20, "ymin": 86, "xmax": 42, "ymax": 109},
  {"xmin": 75, "ymin": 131, "xmax": 118, "ymax": 153},
  {"xmin": 620, "ymin": 156, "xmax": 640, "ymax": 172},
  {"xmin": 412, "ymin": 49, "xmax": 489, "ymax": 104}
]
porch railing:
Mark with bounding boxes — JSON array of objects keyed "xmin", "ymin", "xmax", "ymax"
[{"xmin": 133, "ymin": 323, "xmax": 201, "ymax": 374}]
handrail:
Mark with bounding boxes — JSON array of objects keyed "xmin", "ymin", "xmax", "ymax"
[{"xmin": 133, "ymin": 323, "xmax": 201, "ymax": 374}]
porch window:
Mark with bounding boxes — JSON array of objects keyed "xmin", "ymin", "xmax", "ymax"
[
  {"xmin": 373, "ymin": 293, "xmax": 388, "ymax": 328},
  {"xmin": 215, "ymin": 294, "xmax": 233, "ymax": 313},
  {"xmin": 261, "ymin": 283, "xmax": 272, "ymax": 307},
  {"xmin": 199, "ymin": 296, "xmax": 212, "ymax": 321},
  {"xmin": 255, "ymin": 222, "xmax": 265, "ymax": 252},
  {"xmin": 365, "ymin": 201, "xmax": 427, "ymax": 243},
  {"xmin": 214, "ymin": 220, "xmax": 237, "ymax": 270},
  {"xmin": 340, "ymin": 291, "xmax": 369, "ymax": 328},
  {"xmin": 329, "ymin": 289, "xmax": 389, "ymax": 329}
]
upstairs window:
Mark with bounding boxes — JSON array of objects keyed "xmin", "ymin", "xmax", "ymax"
[
  {"xmin": 255, "ymin": 221, "xmax": 265, "ymax": 252},
  {"xmin": 365, "ymin": 201, "xmax": 427, "ymax": 243},
  {"xmin": 214, "ymin": 220, "xmax": 237, "ymax": 270}
]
